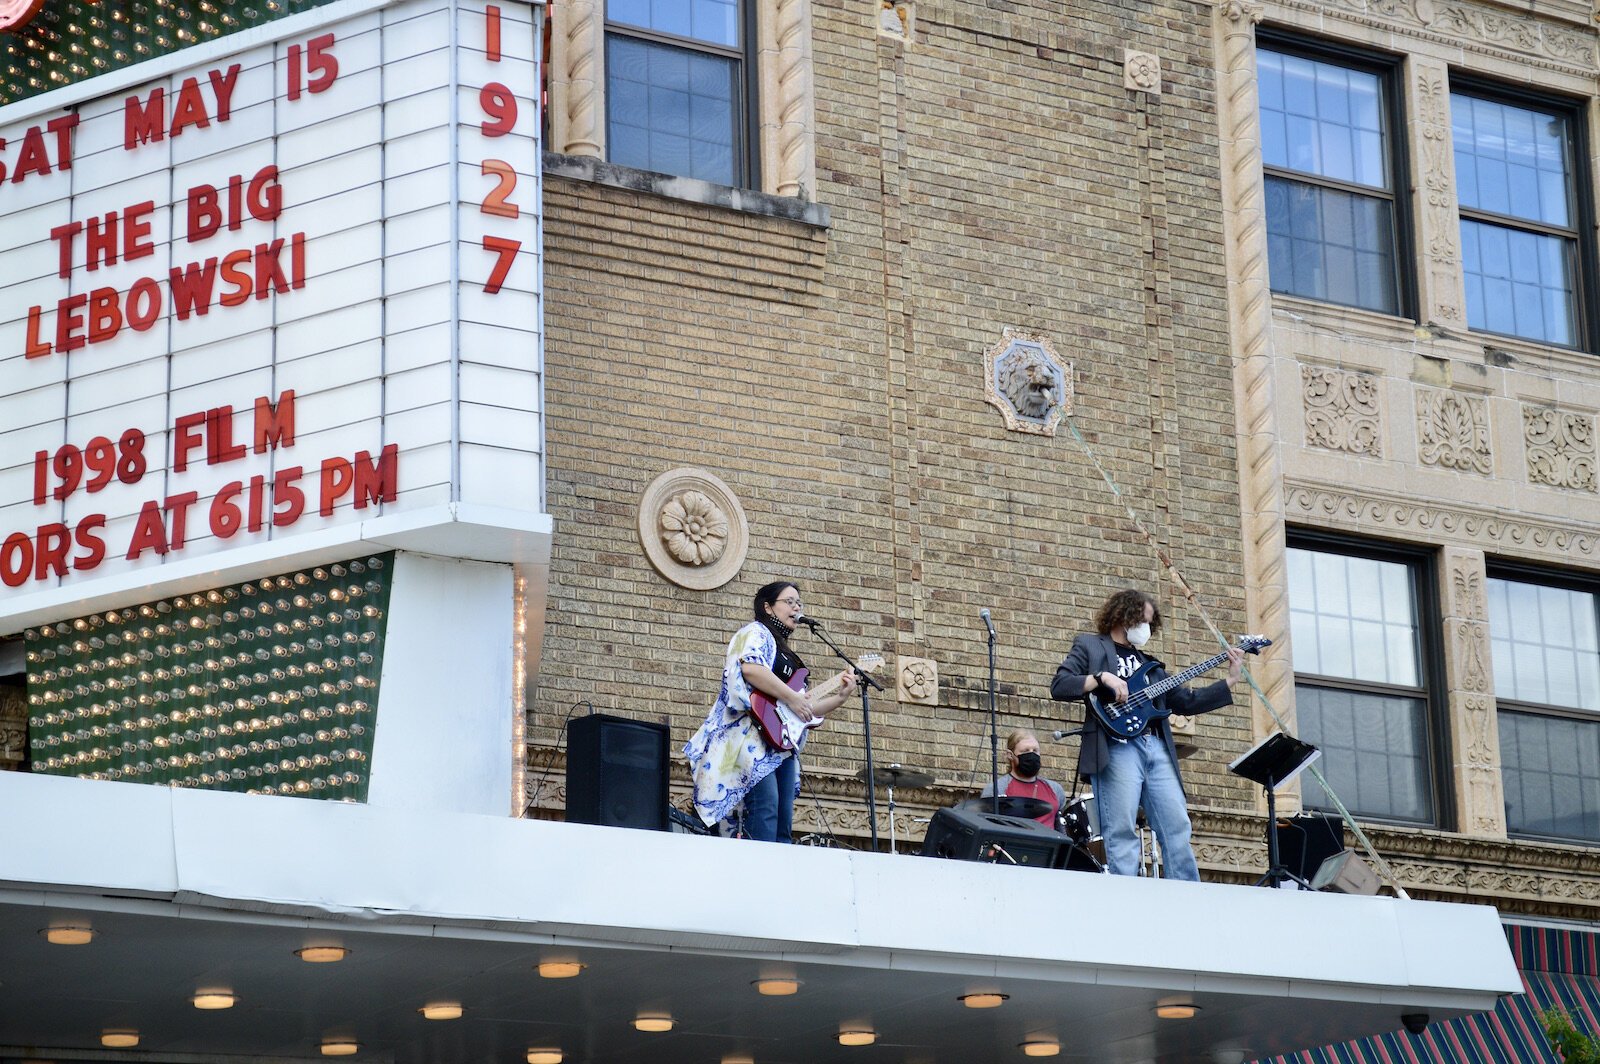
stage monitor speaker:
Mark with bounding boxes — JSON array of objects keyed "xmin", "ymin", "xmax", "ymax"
[
  {"xmin": 565, "ymin": 714, "xmax": 669, "ymax": 831},
  {"xmin": 920, "ymin": 806, "xmax": 1064, "ymax": 869},
  {"xmin": 1276, "ymin": 812, "xmax": 1344, "ymax": 884}
]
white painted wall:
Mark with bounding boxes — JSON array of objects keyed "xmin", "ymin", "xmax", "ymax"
[{"xmin": 366, "ymin": 551, "xmax": 512, "ymax": 815}]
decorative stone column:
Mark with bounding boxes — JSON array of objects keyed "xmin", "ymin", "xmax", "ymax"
[
  {"xmin": 548, "ymin": 0, "xmax": 606, "ymax": 157},
  {"xmin": 758, "ymin": 0, "xmax": 816, "ymax": 198},
  {"xmin": 1407, "ymin": 56, "xmax": 1468, "ymax": 331},
  {"xmin": 1438, "ymin": 547, "xmax": 1507, "ymax": 838},
  {"xmin": 1214, "ymin": 0, "xmax": 1296, "ymax": 742}
]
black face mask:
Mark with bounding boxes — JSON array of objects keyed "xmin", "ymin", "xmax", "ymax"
[{"xmin": 1014, "ymin": 751, "xmax": 1042, "ymax": 778}]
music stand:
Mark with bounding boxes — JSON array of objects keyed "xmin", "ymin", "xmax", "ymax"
[{"xmin": 1228, "ymin": 732, "xmax": 1322, "ymax": 889}]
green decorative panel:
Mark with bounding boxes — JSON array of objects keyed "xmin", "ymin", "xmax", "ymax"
[
  {"xmin": 2, "ymin": 0, "xmax": 337, "ymax": 106},
  {"xmin": 26, "ymin": 553, "xmax": 393, "ymax": 801}
]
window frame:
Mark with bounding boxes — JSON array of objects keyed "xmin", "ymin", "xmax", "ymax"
[
  {"xmin": 602, "ymin": 0, "xmax": 761, "ymax": 189},
  {"xmin": 1449, "ymin": 75, "xmax": 1597, "ymax": 353},
  {"xmin": 1286, "ymin": 529, "xmax": 1452, "ymax": 829},
  {"xmin": 1485, "ymin": 559, "xmax": 1600, "ymax": 845},
  {"xmin": 1255, "ymin": 30, "xmax": 1417, "ymax": 320}
]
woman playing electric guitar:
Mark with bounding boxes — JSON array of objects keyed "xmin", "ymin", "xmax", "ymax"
[{"xmin": 684, "ymin": 580, "xmax": 857, "ymax": 843}]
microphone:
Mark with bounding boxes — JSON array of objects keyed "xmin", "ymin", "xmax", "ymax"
[
  {"xmin": 796, "ymin": 614, "xmax": 822, "ymax": 629},
  {"xmin": 1051, "ymin": 728, "xmax": 1070, "ymax": 741},
  {"xmin": 979, "ymin": 607, "xmax": 996, "ymax": 639}
]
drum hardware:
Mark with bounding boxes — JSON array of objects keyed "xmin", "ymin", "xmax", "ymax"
[
  {"xmin": 957, "ymin": 795, "xmax": 1053, "ymax": 821},
  {"xmin": 857, "ymin": 763, "xmax": 935, "ymax": 854}
]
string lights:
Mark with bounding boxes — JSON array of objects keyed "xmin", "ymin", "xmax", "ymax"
[{"xmin": 26, "ymin": 556, "xmax": 393, "ymax": 802}]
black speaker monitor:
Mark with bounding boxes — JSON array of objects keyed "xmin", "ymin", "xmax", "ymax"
[
  {"xmin": 920, "ymin": 806, "xmax": 1065, "ymax": 869},
  {"xmin": 565, "ymin": 714, "xmax": 669, "ymax": 831}
]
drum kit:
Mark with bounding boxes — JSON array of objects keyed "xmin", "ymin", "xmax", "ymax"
[{"xmin": 858, "ymin": 762, "xmax": 1105, "ymax": 868}]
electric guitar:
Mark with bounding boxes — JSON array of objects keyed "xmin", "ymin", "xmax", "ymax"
[
  {"xmin": 749, "ymin": 652, "xmax": 885, "ymax": 752},
  {"xmin": 1087, "ymin": 636, "xmax": 1270, "ymax": 738}
]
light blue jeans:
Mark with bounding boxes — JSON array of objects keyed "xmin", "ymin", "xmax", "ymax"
[
  {"xmin": 742, "ymin": 753, "xmax": 799, "ymax": 843},
  {"xmin": 1092, "ymin": 731, "xmax": 1199, "ymax": 881}
]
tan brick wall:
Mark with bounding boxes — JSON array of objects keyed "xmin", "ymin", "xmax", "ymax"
[{"xmin": 530, "ymin": 0, "xmax": 1256, "ymax": 837}]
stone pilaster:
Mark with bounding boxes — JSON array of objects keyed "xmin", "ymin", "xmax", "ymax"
[
  {"xmin": 1215, "ymin": 0, "xmax": 1296, "ymax": 743},
  {"xmin": 757, "ymin": 0, "xmax": 816, "ymax": 198},
  {"xmin": 548, "ymin": 0, "xmax": 606, "ymax": 157},
  {"xmin": 1438, "ymin": 546, "xmax": 1506, "ymax": 838},
  {"xmin": 1407, "ymin": 56, "xmax": 1468, "ymax": 331}
]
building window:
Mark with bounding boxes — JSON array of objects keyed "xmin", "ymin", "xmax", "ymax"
[
  {"xmin": 1287, "ymin": 540, "xmax": 1440, "ymax": 824},
  {"xmin": 1487, "ymin": 572, "xmax": 1600, "ymax": 843},
  {"xmin": 1257, "ymin": 41, "xmax": 1405, "ymax": 316},
  {"xmin": 605, "ymin": 0, "xmax": 748, "ymax": 186},
  {"xmin": 1452, "ymin": 89, "xmax": 1587, "ymax": 348}
]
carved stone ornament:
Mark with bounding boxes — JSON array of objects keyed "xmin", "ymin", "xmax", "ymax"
[
  {"xmin": 1124, "ymin": 49, "xmax": 1162, "ymax": 93},
  {"xmin": 0, "ymin": 683, "xmax": 25, "ymax": 769},
  {"xmin": 878, "ymin": 0, "xmax": 911, "ymax": 37},
  {"xmin": 1301, "ymin": 365, "xmax": 1382, "ymax": 457},
  {"xmin": 897, "ymin": 656, "xmax": 938, "ymax": 704},
  {"xmin": 1307, "ymin": 0, "xmax": 1598, "ymax": 73},
  {"xmin": 1524, "ymin": 406, "xmax": 1597, "ymax": 492},
  {"xmin": 1416, "ymin": 388, "xmax": 1492, "ymax": 475},
  {"xmin": 638, "ymin": 468, "xmax": 750, "ymax": 591},
  {"xmin": 983, "ymin": 329, "xmax": 1073, "ymax": 435}
]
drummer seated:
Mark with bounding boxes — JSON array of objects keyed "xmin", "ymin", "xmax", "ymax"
[{"xmin": 978, "ymin": 729, "xmax": 1068, "ymax": 831}]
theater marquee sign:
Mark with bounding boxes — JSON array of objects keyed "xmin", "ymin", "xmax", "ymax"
[{"xmin": 0, "ymin": 0, "xmax": 548, "ymax": 623}]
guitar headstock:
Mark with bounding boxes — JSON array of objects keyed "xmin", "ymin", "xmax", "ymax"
[
  {"xmin": 855, "ymin": 652, "xmax": 886, "ymax": 675},
  {"xmin": 1236, "ymin": 635, "xmax": 1272, "ymax": 655}
]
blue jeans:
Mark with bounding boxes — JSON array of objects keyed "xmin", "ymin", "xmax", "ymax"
[
  {"xmin": 1092, "ymin": 731, "xmax": 1199, "ymax": 881},
  {"xmin": 742, "ymin": 753, "xmax": 799, "ymax": 843}
]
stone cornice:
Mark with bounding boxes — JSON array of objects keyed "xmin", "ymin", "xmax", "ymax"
[
  {"xmin": 1262, "ymin": 0, "xmax": 1597, "ymax": 76},
  {"xmin": 1283, "ymin": 479, "xmax": 1599, "ymax": 564}
]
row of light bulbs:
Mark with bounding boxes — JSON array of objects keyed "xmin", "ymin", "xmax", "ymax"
[
  {"xmin": 42, "ymin": 926, "xmax": 1202, "ymax": 1061},
  {"xmin": 36, "ymin": 700, "xmax": 372, "ymax": 734},
  {"xmin": 31, "ymin": 633, "xmax": 380, "ymax": 684}
]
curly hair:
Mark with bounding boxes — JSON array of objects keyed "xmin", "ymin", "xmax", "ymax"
[{"xmin": 1093, "ymin": 589, "xmax": 1162, "ymax": 637}]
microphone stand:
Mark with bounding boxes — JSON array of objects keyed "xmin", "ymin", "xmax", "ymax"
[
  {"xmin": 804, "ymin": 621, "xmax": 885, "ymax": 849},
  {"xmin": 985, "ymin": 621, "xmax": 1000, "ymax": 816}
]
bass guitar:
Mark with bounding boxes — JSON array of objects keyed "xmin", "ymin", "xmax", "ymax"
[
  {"xmin": 749, "ymin": 652, "xmax": 885, "ymax": 752},
  {"xmin": 1087, "ymin": 636, "xmax": 1270, "ymax": 738}
]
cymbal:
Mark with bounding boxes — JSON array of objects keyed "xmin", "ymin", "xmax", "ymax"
[
  {"xmin": 959, "ymin": 795, "xmax": 1053, "ymax": 820},
  {"xmin": 1175, "ymin": 743, "xmax": 1200, "ymax": 761},
  {"xmin": 858, "ymin": 763, "xmax": 935, "ymax": 789}
]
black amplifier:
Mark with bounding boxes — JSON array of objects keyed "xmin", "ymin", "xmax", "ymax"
[{"xmin": 920, "ymin": 806, "xmax": 1066, "ymax": 869}]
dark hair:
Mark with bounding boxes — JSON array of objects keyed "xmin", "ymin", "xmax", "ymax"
[
  {"xmin": 1094, "ymin": 589, "xmax": 1162, "ymax": 637},
  {"xmin": 752, "ymin": 580, "xmax": 798, "ymax": 621}
]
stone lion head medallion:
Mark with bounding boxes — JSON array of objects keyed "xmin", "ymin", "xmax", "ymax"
[{"xmin": 983, "ymin": 329, "xmax": 1072, "ymax": 435}]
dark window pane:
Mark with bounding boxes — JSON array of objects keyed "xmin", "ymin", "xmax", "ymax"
[
  {"xmin": 1257, "ymin": 47, "xmax": 1388, "ymax": 190},
  {"xmin": 1264, "ymin": 177, "xmax": 1397, "ymax": 314},
  {"xmin": 1500, "ymin": 712, "xmax": 1600, "ymax": 842},
  {"xmin": 609, "ymin": 0, "xmax": 738, "ymax": 47},
  {"xmin": 1298, "ymin": 685, "xmax": 1433, "ymax": 822},
  {"xmin": 1459, "ymin": 218, "xmax": 1575, "ymax": 345},
  {"xmin": 1452, "ymin": 93, "xmax": 1573, "ymax": 228},
  {"xmin": 606, "ymin": 36, "xmax": 739, "ymax": 186}
]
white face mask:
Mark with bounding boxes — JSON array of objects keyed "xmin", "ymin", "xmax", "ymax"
[{"xmin": 1124, "ymin": 622, "xmax": 1151, "ymax": 648}]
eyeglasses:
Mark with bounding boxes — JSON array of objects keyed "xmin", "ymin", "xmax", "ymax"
[{"xmin": 775, "ymin": 596, "xmax": 802, "ymax": 607}]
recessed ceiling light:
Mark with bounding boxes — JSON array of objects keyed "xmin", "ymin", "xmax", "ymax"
[
  {"xmin": 959, "ymin": 992, "xmax": 1009, "ymax": 1008},
  {"xmin": 419, "ymin": 1003, "xmax": 463, "ymax": 1020},
  {"xmin": 753, "ymin": 977, "xmax": 801, "ymax": 996},
  {"xmin": 101, "ymin": 1030, "xmax": 139, "ymax": 1048},
  {"xmin": 527, "ymin": 1051, "xmax": 562, "ymax": 1064},
  {"xmin": 1155, "ymin": 1002, "xmax": 1199, "ymax": 1020},
  {"xmin": 321, "ymin": 1039, "xmax": 360, "ymax": 1056},
  {"xmin": 838, "ymin": 1030, "xmax": 877, "ymax": 1047},
  {"xmin": 1020, "ymin": 1040, "xmax": 1061, "ymax": 1057},
  {"xmin": 41, "ymin": 926, "xmax": 94, "ymax": 945},
  {"xmin": 192, "ymin": 991, "xmax": 236, "ymax": 1010},
  {"xmin": 537, "ymin": 960, "xmax": 585, "ymax": 979},
  {"xmin": 722, "ymin": 1055, "xmax": 755, "ymax": 1064},
  {"xmin": 296, "ymin": 946, "xmax": 349, "ymax": 963},
  {"xmin": 632, "ymin": 1014, "xmax": 673, "ymax": 1033}
]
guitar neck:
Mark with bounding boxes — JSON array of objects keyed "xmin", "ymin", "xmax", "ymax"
[{"xmin": 1142, "ymin": 650, "xmax": 1232, "ymax": 700}]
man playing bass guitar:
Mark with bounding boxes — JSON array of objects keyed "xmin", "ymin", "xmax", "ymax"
[{"xmin": 1050, "ymin": 589, "xmax": 1243, "ymax": 881}]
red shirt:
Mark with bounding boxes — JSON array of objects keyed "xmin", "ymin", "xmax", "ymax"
[{"xmin": 1005, "ymin": 776, "xmax": 1060, "ymax": 827}]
